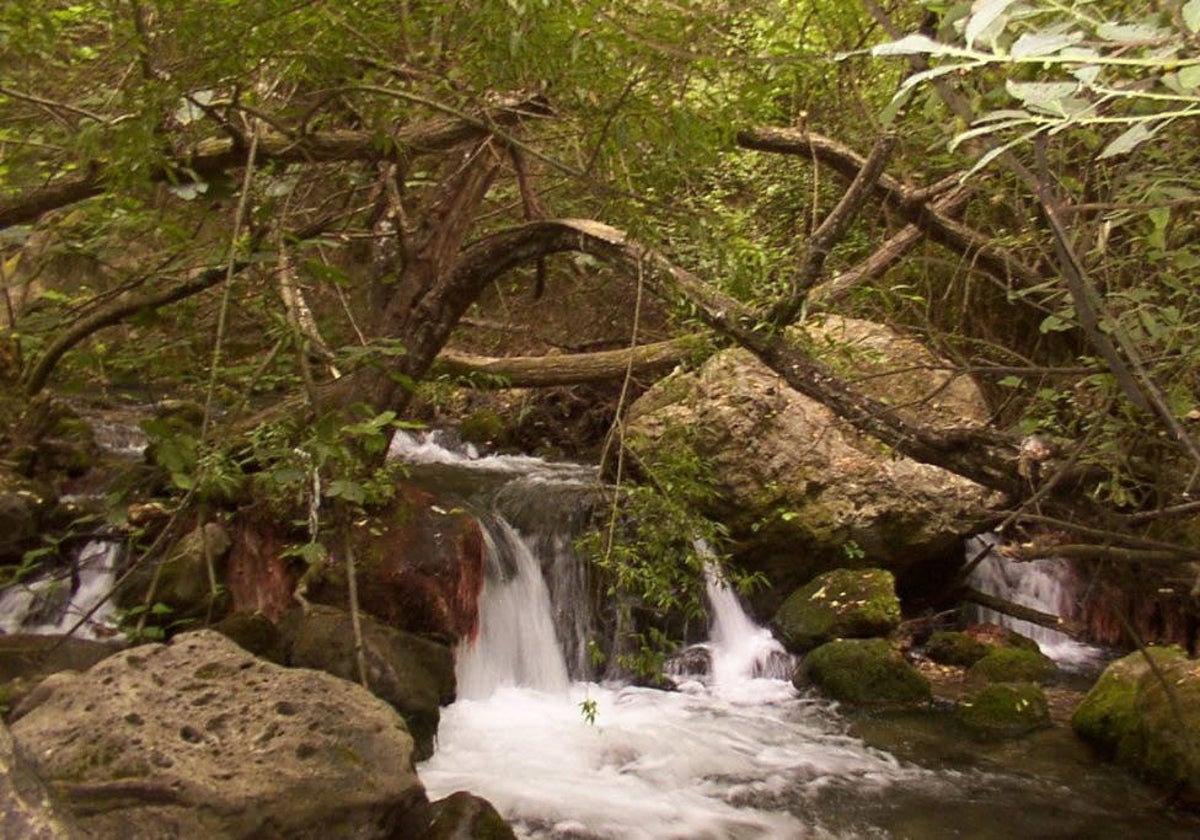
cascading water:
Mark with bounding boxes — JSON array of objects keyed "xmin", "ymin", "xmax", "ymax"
[
  {"xmin": 963, "ymin": 532, "xmax": 1105, "ymax": 670},
  {"xmin": 0, "ymin": 538, "xmax": 122, "ymax": 639},
  {"xmin": 399, "ymin": 432, "xmax": 1198, "ymax": 840}
]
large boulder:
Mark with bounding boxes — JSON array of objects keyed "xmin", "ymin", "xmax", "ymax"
[
  {"xmin": 772, "ymin": 568, "xmax": 901, "ymax": 653},
  {"xmin": 280, "ymin": 604, "xmax": 456, "ymax": 761},
  {"xmin": 1, "ymin": 719, "xmax": 84, "ymax": 840},
  {"xmin": 9, "ymin": 630, "xmax": 431, "ymax": 839},
  {"xmin": 798, "ymin": 638, "xmax": 931, "ymax": 707},
  {"xmin": 225, "ymin": 484, "xmax": 486, "ymax": 642},
  {"xmin": 1072, "ymin": 646, "xmax": 1200, "ymax": 801},
  {"xmin": 627, "ymin": 316, "xmax": 999, "ymax": 604}
]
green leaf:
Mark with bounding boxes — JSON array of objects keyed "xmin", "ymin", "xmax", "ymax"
[
  {"xmin": 326, "ymin": 478, "xmax": 367, "ymax": 504},
  {"xmin": 1097, "ymin": 122, "xmax": 1155, "ymax": 160},
  {"xmin": 965, "ymin": 0, "xmax": 1020, "ymax": 49},
  {"xmin": 1185, "ymin": 0, "xmax": 1200, "ymax": 34}
]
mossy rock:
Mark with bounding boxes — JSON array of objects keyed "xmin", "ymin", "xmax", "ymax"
[
  {"xmin": 427, "ymin": 791, "xmax": 516, "ymax": 840},
  {"xmin": 1134, "ymin": 654, "xmax": 1200, "ymax": 795},
  {"xmin": 214, "ymin": 611, "xmax": 285, "ymax": 664},
  {"xmin": 925, "ymin": 631, "xmax": 990, "ymax": 667},
  {"xmin": 1072, "ymin": 645, "xmax": 1200, "ymax": 798},
  {"xmin": 459, "ymin": 410, "xmax": 508, "ymax": 448},
  {"xmin": 799, "ymin": 638, "xmax": 931, "ymax": 707},
  {"xmin": 772, "ymin": 568, "xmax": 901, "ymax": 653},
  {"xmin": 957, "ymin": 682, "xmax": 1051, "ymax": 740},
  {"xmin": 966, "ymin": 646, "xmax": 1055, "ymax": 685}
]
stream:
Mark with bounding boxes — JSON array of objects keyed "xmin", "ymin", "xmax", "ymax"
[{"xmin": 396, "ymin": 432, "xmax": 1200, "ymax": 840}]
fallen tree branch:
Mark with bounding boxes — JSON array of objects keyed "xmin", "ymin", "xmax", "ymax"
[
  {"xmin": 809, "ymin": 184, "xmax": 973, "ymax": 305},
  {"xmin": 961, "ymin": 586, "xmax": 1083, "ymax": 636},
  {"xmin": 768, "ymin": 132, "xmax": 896, "ymax": 325},
  {"xmin": 433, "ymin": 336, "xmax": 698, "ymax": 386},
  {"xmin": 448, "ymin": 218, "xmax": 1024, "ymax": 496}
]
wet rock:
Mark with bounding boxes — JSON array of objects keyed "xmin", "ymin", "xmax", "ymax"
[
  {"xmin": 0, "ymin": 469, "xmax": 52, "ymax": 564},
  {"xmin": 627, "ymin": 316, "xmax": 1000, "ymax": 606},
  {"xmin": 924, "ymin": 631, "xmax": 990, "ymax": 667},
  {"xmin": 1072, "ymin": 646, "xmax": 1200, "ymax": 801},
  {"xmin": 9, "ymin": 630, "xmax": 429, "ymax": 839},
  {"xmin": 966, "ymin": 647, "xmax": 1056, "ymax": 686},
  {"xmin": 309, "ymin": 484, "xmax": 487, "ymax": 643},
  {"xmin": 116, "ymin": 521, "xmax": 232, "ymax": 625},
  {"xmin": 280, "ymin": 604, "xmax": 455, "ymax": 760},
  {"xmin": 426, "ymin": 791, "xmax": 517, "ymax": 840},
  {"xmin": 798, "ymin": 638, "xmax": 930, "ymax": 707},
  {"xmin": 957, "ymin": 682, "xmax": 1051, "ymax": 740},
  {"xmin": 772, "ymin": 568, "xmax": 901, "ymax": 653},
  {"xmin": 1, "ymin": 719, "xmax": 85, "ymax": 840},
  {"xmin": 0, "ymin": 635, "xmax": 121, "ymax": 718},
  {"xmin": 212, "ymin": 610, "xmax": 285, "ymax": 663}
]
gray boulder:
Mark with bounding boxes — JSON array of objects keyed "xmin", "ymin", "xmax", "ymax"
[
  {"xmin": 10, "ymin": 629, "xmax": 430, "ymax": 839},
  {"xmin": 627, "ymin": 316, "xmax": 1000, "ymax": 601},
  {"xmin": 280, "ymin": 604, "xmax": 456, "ymax": 761},
  {"xmin": 1, "ymin": 719, "xmax": 84, "ymax": 840}
]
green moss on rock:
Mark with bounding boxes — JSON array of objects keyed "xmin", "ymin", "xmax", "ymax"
[
  {"xmin": 1072, "ymin": 645, "xmax": 1200, "ymax": 798},
  {"xmin": 966, "ymin": 646, "xmax": 1055, "ymax": 685},
  {"xmin": 798, "ymin": 638, "xmax": 930, "ymax": 707},
  {"xmin": 957, "ymin": 682, "xmax": 1051, "ymax": 740},
  {"xmin": 925, "ymin": 631, "xmax": 990, "ymax": 667},
  {"xmin": 459, "ymin": 410, "xmax": 508, "ymax": 447},
  {"xmin": 772, "ymin": 568, "xmax": 901, "ymax": 653}
]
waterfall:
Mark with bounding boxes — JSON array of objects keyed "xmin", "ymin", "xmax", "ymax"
[
  {"xmin": 456, "ymin": 517, "xmax": 571, "ymax": 699},
  {"xmin": 0, "ymin": 539, "xmax": 122, "ymax": 639},
  {"xmin": 401, "ymin": 432, "xmax": 1194, "ymax": 839},
  {"xmin": 704, "ymin": 563, "xmax": 794, "ymax": 687},
  {"xmin": 964, "ymin": 532, "xmax": 1104, "ymax": 669}
]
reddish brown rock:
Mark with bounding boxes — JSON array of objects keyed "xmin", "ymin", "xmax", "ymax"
[{"xmin": 313, "ymin": 485, "xmax": 486, "ymax": 643}]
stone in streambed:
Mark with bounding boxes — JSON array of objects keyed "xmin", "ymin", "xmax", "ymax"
[
  {"xmin": 798, "ymin": 638, "xmax": 930, "ymax": 707},
  {"xmin": 772, "ymin": 568, "xmax": 901, "ymax": 653},
  {"xmin": 10, "ymin": 629, "xmax": 430, "ymax": 839}
]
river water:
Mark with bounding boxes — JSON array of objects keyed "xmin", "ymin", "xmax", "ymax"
[{"xmin": 395, "ymin": 432, "xmax": 1200, "ymax": 840}]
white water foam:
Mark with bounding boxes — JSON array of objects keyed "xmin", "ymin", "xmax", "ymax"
[
  {"xmin": 420, "ymin": 526, "xmax": 918, "ymax": 839},
  {"xmin": 0, "ymin": 539, "xmax": 121, "ymax": 639}
]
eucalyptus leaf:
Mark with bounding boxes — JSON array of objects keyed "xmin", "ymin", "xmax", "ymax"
[
  {"xmin": 1095, "ymin": 22, "xmax": 1169, "ymax": 43},
  {"xmin": 871, "ymin": 34, "xmax": 954, "ymax": 56}
]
